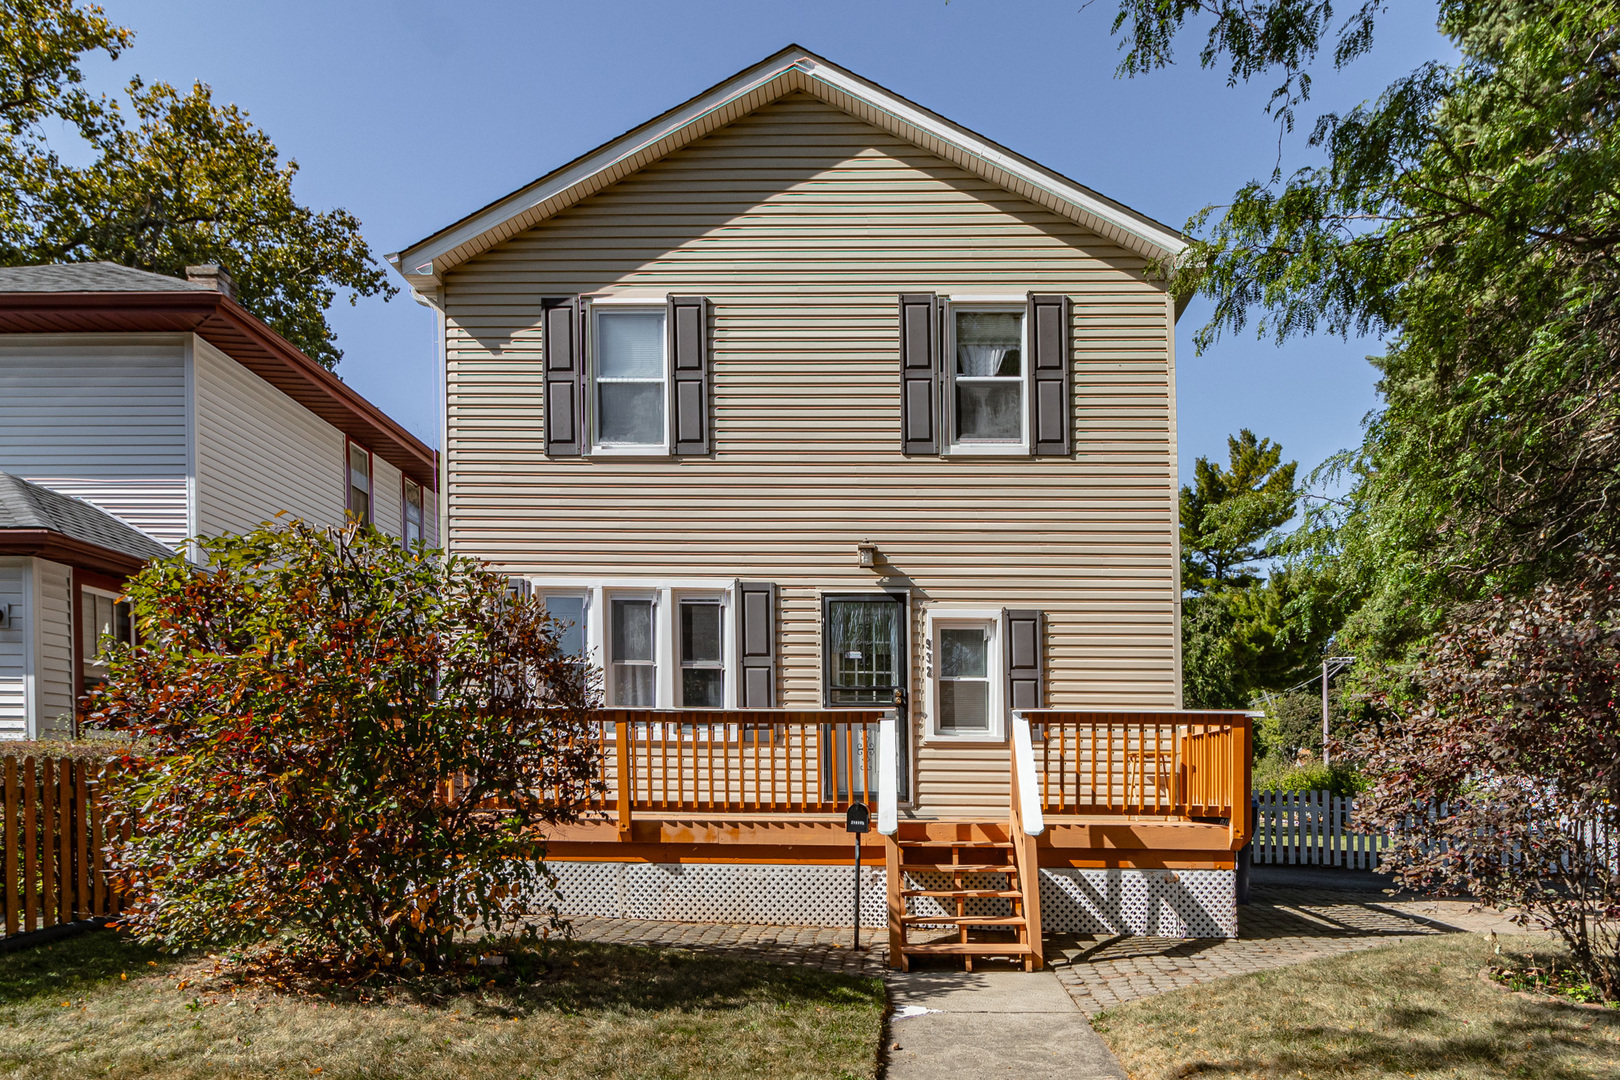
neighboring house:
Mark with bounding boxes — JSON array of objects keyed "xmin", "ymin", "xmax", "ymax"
[
  {"xmin": 393, "ymin": 47, "xmax": 1253, "ymax": 964},
  {"xmin": 0, "ymin": 262, "xmax": 438, "ymax": 740}
]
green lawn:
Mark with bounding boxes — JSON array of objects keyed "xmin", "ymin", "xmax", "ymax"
[
  {"xmin": 1092, "ymin": 934, "xmax": 1620, "ymax": 1080},
  {"xmin": 0, "ymin": 928, "xmax": 885, "ymax": 1080}
]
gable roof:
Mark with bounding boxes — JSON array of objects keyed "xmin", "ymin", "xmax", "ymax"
[
  {"xmin": 0, "ymin": 265, "xmax": 437, "ymax": 489},
  {"xmin": 389, "ymin": 45, "xmax": 1186, "ymax": 290},
  {"xmin": 0, "ymin": 472, "xmax": 174, "ymax": 576}
]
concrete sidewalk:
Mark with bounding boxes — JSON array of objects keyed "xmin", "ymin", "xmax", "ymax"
[{"xmin": 885, "ymin": 969, "xmax": 1127, "ymax": 1079}]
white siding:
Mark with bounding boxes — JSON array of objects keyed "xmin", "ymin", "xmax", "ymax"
[
  {"xmin": 0, "ymin": 337, "xmax": 190, "ymax": 545},
  {"xmin": 192, "ymin": 336, "xmax": 347, "ymax": 538},
  {"xmin": 372, "ymin": 455, "xmax": 404, "ymax": 540},
  {"xmin": 34, "ymin": 559, "xmax": 74, "ymax": 737},
  {"xmin": 0, "ymin": 563, "xmax": 25, "ymax": 739}
]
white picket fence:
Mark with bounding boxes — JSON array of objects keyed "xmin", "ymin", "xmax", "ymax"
[{"xmin": 1252, "ymin": 789, "xmax": 1390, "ymax": 869}]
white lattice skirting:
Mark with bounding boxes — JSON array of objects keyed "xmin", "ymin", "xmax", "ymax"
[{"xmin": 545, "ymin": 862, "xmax": 1237, "ymax": 938}]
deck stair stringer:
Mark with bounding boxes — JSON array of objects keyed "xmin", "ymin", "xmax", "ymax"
[{"xmin": 884, "ymin": 820, "xmax": 1043, "ymax": 972}]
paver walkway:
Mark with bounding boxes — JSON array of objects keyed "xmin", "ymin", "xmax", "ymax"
[{"xmin": 1049, "ymin": 881, "xmax": 1528, "ymax": 1015}]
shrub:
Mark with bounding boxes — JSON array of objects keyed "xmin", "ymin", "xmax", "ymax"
[
  {"xmin": 1252, "ymin": 757, "xmax": 1367, "ymax": 796},
  {"xmin": 1349, "ymin": 555, "xmax": 1620, "ymax": 1002},
  {"xmin": 89, "ymin": 521, "xmax": 601, "ymax": 973}
]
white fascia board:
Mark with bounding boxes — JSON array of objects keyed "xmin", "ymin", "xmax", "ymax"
[
  {"xmin": 795, "ymin": 59, "xmax": 1187, "ymax": 259},
  {"xmin": 393, "ymin": 57, "xmax": 806, "ymax": 276}
]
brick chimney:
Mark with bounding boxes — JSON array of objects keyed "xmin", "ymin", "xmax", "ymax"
[{"xmin": 185, "ymin": 264, "xmax": 236, "ymax": 300}]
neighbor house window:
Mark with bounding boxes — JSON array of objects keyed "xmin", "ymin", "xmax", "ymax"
[
  {"xmin": 402, "ymin": 479, "xmax": 424, "ymax": 545},
  {"xmin": 679, "ymin": 598, "xmax": 725, "ymax": 707},
  {"xmin": 593, "ymin": 307, "xmax": 667, "ymax": 451},
  {"xmin": 80, "ymin": 588, "xmax": 133, "ymax": 695},
  {"xmin": 608, "ymin": 596, "xmax": 656, "ymax": 706},
  {"xmin": 951, "ymin": 309, "xmax": 1025, "ymax": 448},
  {"xmin": 347, "ymin": 442, "xmax": 372, "ymax": 525}
]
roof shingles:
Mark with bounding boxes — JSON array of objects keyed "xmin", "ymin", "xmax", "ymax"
[{"xmin": 0, "ymin": 473, "xmax": 174, "ymax": 566}]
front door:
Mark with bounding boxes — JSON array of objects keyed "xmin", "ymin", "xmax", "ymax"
[{"xmin": 823, "ymin": 593, "xmax": 909, "ymax": 800}]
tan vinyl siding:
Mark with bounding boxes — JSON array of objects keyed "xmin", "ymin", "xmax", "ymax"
[
  {"xmin": 192, "ymin": 336, "xmax": 346, "ymax": 538},
  {"xmin": 441, "ymin": 94, "xmax": 1176, "ymax": 817},
  {"xmin": 0, "ymin": 564, "xmax": 25, "ymax": 739},
  {"xmin": 0, "ymin": 337, "xmax": 189, "ymax": 545},
  {"xmin": 33, "ymin": 559, "xmax": 74, "ymax": 737}
]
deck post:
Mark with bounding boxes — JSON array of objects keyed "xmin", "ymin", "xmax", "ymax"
[
  {"xmin": 1228, "ymin": 715, "xmax": 1253, "ymax": 850},
  {"xmin": 883, "ymin": 830, "xmax": 905, "ymax": 970},
  {"xmin": 614, "ymin": 718, "xmax": 633, "ymax": 840}
]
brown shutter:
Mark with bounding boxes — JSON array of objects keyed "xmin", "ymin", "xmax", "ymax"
[
  {"xmin": 899, "ymin": 293, "xmax": 940, "ymax": 455},
  {"xmin": 542, "ymin": 296, "xmax": 584, "ymax": 457},
  {"xmin": 737, "ymin": 581, "xmax": 777, "ymax": 707},
  {"xmin": 1004, "ymin": 609, "xmax": 1045, "ymax": 712},
  {"xmin": 669, "ymin": 295, "xmax": 711, "ymax": 455},
  {"xmin": 1027, "ymin": 294, "xmax": 1072, "ymax": 456}
]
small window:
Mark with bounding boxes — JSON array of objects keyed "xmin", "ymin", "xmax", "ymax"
[
  {"xmin": 937, "ymin": 626, "xmax": 991, "ymax": 733},
  {"xmin": 952, "ymin": 309, "xmax": 1024, "ymax": 447},
  {"xmin": 679, "ymin": 598, "xmax": 724, "ymax": 707},
  {"xmin": 403, "ymin": 479, "xmax": 424, "ymax": 546},
  {"xmin": 593, "ymin": 308, "xmax": 667, "ymax": 451},
  {"xmin": 80, "ymin": 589, "xmax": 134, "ymax": 695},
  {"xmin": 544, "ymin": 594, "xmax": 587, "ymax": 659},
  {"xmin": 347, "ymin": 442, "xmax": 372, "ymax": 525},
  {"xmin": 609, "ymin": 596, "xmax": 656, "ymax": 706}
]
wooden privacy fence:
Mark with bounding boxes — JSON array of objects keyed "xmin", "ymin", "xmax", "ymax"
[
  {"xmin": 1026, "ymin": 710, "xmax": 1252, "ymax": 820},
  {"xmin": 1, "ymin": 755, "xmax": 125, "ymax": 937}
]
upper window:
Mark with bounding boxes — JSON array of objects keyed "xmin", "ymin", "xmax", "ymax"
[
  {"xmin": 80, "ymin": 588, "xmax": 133, "ymax": 696},
  {"xmin": 951, "ymin": 309, "xmax": 1025, "ymax": 448},
  {"xmin": 593, "ymin": 308, "xmax": 667, "ymax": 451},
  {"xmin": 347, "ymin": 442, "xmax": 372, "ymax": 525},
  {"xmin": 403, "ymin": 479, "xmax": 424, "ymax": 546}
]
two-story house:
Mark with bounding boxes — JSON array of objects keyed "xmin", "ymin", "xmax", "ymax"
[
  {"xmin": 0, "ymin": 262, "xmax": 438, "ymax": 740},
  {"xmin": 393, "ymin": 47, "xmax": 1252, "ymax": 966}
]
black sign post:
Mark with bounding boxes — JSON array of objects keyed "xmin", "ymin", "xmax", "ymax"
[{"xmin": 845, "ymin": 802, "xmax": 870, "ymax": 951}]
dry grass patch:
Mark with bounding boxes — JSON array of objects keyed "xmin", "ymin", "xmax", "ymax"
[
  {"xmin": 1092, "ymin": 934, "xmax": 1620, "ymax": 1079},
  {"xmin": 0, "ymin": 927, "xmax": 884, "ymax": 1079}
]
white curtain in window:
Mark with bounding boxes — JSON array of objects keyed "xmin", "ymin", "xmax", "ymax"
[{"xmin": 957, "ymin": 344, "xmax": 1013, "ymax": 377}]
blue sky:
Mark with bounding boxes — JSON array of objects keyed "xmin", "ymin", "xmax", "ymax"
[{"xmin": 81, "ymin": 0, "xmax": 1451, "ymax": 486}]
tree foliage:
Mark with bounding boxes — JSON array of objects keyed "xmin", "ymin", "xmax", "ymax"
[
  {"xmin": 89, "ymin": 522, "xmax": 602, "ymax": 973},
  {"xmin": 1112, "ymin": 0, "xmax": 1620, "ymax": 655},
  {"xmin": 1348, "ymin": 557, "xmax": 1620, "ymax": 1002},
  {"xmin": 1181, "ymin": 428, "xmax": 1298, "ymax": 593},
  {"xmin": 0, "ymin": 1, "xmax": 393, "ymax": 368}
]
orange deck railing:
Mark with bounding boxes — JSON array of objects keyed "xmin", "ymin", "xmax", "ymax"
[
  {"xmin": 591, "ymin": 709, "xmax": 888, "ymax": 827},
  {"xmin": 1025, "ymin": 710, "xmax": 1253, "ymax": 822}
]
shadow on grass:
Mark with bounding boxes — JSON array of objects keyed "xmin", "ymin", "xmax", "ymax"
[
  {"xmin": 0, "ymin": 928, "xmax": 168, "ymax": 1005},
  {"xmin": 1, "ymin": 928, "xmax": 882, "ymax": 1024}
]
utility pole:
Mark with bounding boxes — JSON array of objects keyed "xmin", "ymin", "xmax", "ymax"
[{"xmin": 1321, "ymin": 656, "xmax": 1355, "ymax": 767}]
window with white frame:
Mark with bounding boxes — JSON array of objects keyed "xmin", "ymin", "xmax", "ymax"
[
  {"xmin": 543, "ymin": 592, "xmax": 589, "ymax": 659},
  {"xmin": 926, "ymin": 612, "xmax": 1002, "ymax": 740},
  {"xmin": 608, "ymin": 595, "xmax": 657, "ymax": 706},
  {"xmin": 347, "ymin": 442, "xmax": 372, "ymax": 525},
  {"xmin": 80, "ymin": 587, "xmax": 133, "ymax": 696},
  {"xmin": 679, "ymin": 597, "xmax": 725, "ymax": 707},
  {"xmin": 593, "ymin": 307, "xmax": 668, "ymax": 451},
  {"xmin": 402, "ymin": 479, "xmax": 424, "ymax": 546},
  {"xmin": 951, "ymin": 309, "xmax": 1025, "ymax": 448}
]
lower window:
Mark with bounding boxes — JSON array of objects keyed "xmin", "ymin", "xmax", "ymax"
[
  {"xmin": 679, "ymin": 598, "xmax": 725, "ymax": 707},
  {"xmin": 926, "ymin": 612, "xmax": 1003, "ymax": 740},
  {"xmin": 80, "ymin": 588, "xmax": 133, "ymax": 695},
  {"xmin": 609, "ymin": 597, "xmax": 656, "ymax": 706}
]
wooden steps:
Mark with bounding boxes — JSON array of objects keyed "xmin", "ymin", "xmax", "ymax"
[{"xmin": 885, "ymin": 822, "xmax": 1044, "ymax": 972}]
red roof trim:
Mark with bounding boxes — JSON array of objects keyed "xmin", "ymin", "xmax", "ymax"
[
  {"xmin": 0, "ymin": 529, "xmax": 152, "ymax": 578},
  {"xmin": 0, "ymin": 291, "xmax": 437, "ymax": 489}
]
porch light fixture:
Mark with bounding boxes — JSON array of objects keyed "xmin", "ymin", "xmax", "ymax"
[{"xmin": 856, "ymin": 542, "xmax": 878, "ymax": 568}]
